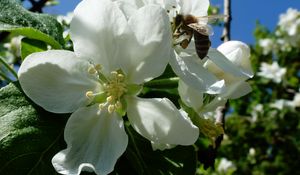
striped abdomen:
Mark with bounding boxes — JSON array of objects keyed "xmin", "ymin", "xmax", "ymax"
[{"xmin": 194, "ymin": 32, "xmax": 211, "ymax": 59}]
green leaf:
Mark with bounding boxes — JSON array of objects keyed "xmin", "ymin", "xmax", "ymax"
[
  {"xmin": 0, "ymin": 0, "xmax": 64, "ymax": 49},
  {"xmin": 0, "ymin": 83, "xmax": 68, "ymax": 175},
  {"xmin": 21, "ymin": 38, "xmax": 47, "ymax": 60},
  {"xmin": 113, "ymin": 124, "xmax": 197, "ymax": 175}
]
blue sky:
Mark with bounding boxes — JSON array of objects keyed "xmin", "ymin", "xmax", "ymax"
[{"xmin": 44, "ymin": 0, "xmax": 300, "ymax": 47}]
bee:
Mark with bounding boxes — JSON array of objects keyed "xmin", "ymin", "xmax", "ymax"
[{"xmin": 172, "ymin": 14, "xmax": 227, "ymax": 59}]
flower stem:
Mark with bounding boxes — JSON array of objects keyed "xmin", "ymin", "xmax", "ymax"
[
  {"xmin": 0, "ymin": 56, "xmax": 18, "ymax": 80},
  {"xmin": 143, "ymin": 77, "xmax": 179, "ymax": 87},
  {"xmin": 0, "ymin": 72, "xmax": 13, "ymax": 82}
]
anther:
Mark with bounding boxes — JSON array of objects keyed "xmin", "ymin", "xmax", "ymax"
[
  {"xmin": 117, "ymin": 74, "xmax": 124, "ymax": 80},
  {"xmin": 108, "ymin": 105, "xmax": 115, "ymax": 113},
  {"xmin": 94, "ymin": 64, "xmax": 102, "ymax": 70},
  {"xmin": 88, "ymin": 66, "xmax": 97, "ymax": 74},
  {"xmin": 115, "ymin": 101, "xmax": 122, "ymax": 109},
  {"xmin": 111, "ymin": 71, "xmax": 118, "ymax": 77},
  {"xmin": 106, "ymin": 96, "xmax": 114, "ymax": 103},
  {"xmin": 99, "ymin": 103, "xmax": 105, "ymax": 110},
  {"xmin": 86, "ymin": 91, "xmax": 94, "ymax": 98}
]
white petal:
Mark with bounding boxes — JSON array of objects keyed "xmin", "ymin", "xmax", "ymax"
[
  {"xmin": 169, "ymin": 53, "xmax": 225, "ymax": 94},
  {"xmin": 201, "ymin": 97, "xmax": 227, "ymax": 114},
  {"xmin": 18, "ymin": 50, "xmax": 99, "ymax": 113},
  {"xmin": 70, "ymin": 0, "xmax": 128, "ymax": 74},
  {"xmin": 221, "ymin": 81, "xmax": 252, "ymax": 99},
  {"xmin": 122, "ymin": 5, "xmax": 172, "ymax": 84},
  {"xmin": 52, "ymin": 105, "xmax": 128, "ymax": 175},
  {"xmin": 179, "ymin": 0, "xmax": 209, "ymax": 16},
  {"xmin": 217, "ymin": 41, "xmax": 254, "ymax": 78},
  {"xmin": 151, "ymin": 142, "xmax": 175, "ymax": 150},
  {"xmin": 178, "ymin": 80, "xmax": 203, "ymax": 113},
  {"xmin": 126, "ymin": 96, "xmax": 199, "ymax": 148},
  {"xmin": 207, "ymin": 48, "xmax": 249, "ymax": 78}
]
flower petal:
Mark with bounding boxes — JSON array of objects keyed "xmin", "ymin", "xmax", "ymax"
[
  {"xmin": 70, "ymin": 0, "xmax": 128, "ymax": 74},
  {"xmin": 52, "ymin": 105, "xmax": 128, "ymax": 175},
  {"xmin": 169, "ymin": 53, "xmax": 225, "ymax": 94},
  {"xmin": 18, "ymin": 50, "xmax": 99, "ymax": 113},
  {"xmin": 178, "ymin": 0, "xmax": 209, "ymax": 16},
  {"xmin": 122, "ymin": 4, "xmax": 172, "ymax": 84},
  {"xmin": 207, "ymin": 48, "xmax": 249, "ymax": 78},
  {"xmin": 178, "ymin": 80, "xmax": 203, "ymax": 113},
  {"xmin": 221, "ymin": 81, "xmax": 252, "ymax": 99},
  {"xmin": 217, "ymin": 41, "xmax": 254, "ymax": 78},
  {"xmin": 126, "ymin": 96, "xmax": 199, "ymax": 149}
]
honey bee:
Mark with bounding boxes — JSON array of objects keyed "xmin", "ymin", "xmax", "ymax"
[{"xmin": 172, "ymin": 14, "xmax": 227, "ymax": 59}]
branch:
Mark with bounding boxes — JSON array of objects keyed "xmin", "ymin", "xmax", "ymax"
[
  {"xmin": 214, "ymin": 0, "xmax": 232, "ymax": 149},
  {"xmin": 29, "ymin": 0, "xmax": 49, "ymax": 13},
  {"xmin": 221, "ymin": 0, "xmax": 232, "ymax": 42}
]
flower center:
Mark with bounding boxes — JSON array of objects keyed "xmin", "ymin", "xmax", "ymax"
[{"xmin": 85, "ymin": 64, "xmax": 128, "ymax": 114}]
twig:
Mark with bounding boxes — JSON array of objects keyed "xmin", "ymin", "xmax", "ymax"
[
  {"xmin": 221, "ymin": 0, "xmax": 232, "ymax": 42},
  {"xmin": 214, "ymin": 0, "xmax": 232, "ymax": 149},
  {"xmin": 29, "ymin": 0, "xmax": 49, "ymax": 13}
]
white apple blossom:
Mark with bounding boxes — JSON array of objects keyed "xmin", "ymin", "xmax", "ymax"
[
  {"xmin": 248, "ymin": 147, "xmax": 256, "ymax": 157},
  {"xmin": 115, "ymin": 0, "xmax": 251, "ymax": 95},
  {"xmin": 3, "ymin": 35, "xmax": 22, "ymax": 58},
  {"xmin": 57, "ymin": 12, "xmax": 73, "ymax": 26},
  {"xmin": 278, "ymin": 8, "xmax": 300, "ymax": 36},
  {"xmin": 258, "ymin": 38, "xmax": 274, "ymax": 55},
  {"xmin": 178, "ymin": 41, "xmax": 254, "ymax": 114},
  {"xmin": 291, "ymin": 92, "xmax": 300, "ymax": 108},
  {"xmin": 18, "ymin": 0, "xmax": 199, "ymax": 174},
  {"xmin": 251, "ymin": 104, "xmax": 263, "ymax": 123},
  {"xmin": 217, "ymin": 158, "xmax": 236, "ymax": 173},
  {"xmin": 270, "ymin": 99, "xmax": 293, "ymax": 110},
  {"xmin": 257, "ymin": 62, "xmax": 286, "ymax": 83},
  {"xmin": 277, "ymin": 8, "xmax": 300, "ymax": 47}
]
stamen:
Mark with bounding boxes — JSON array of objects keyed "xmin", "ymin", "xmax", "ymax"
[
  {"xmin": 108, "ymin": 105, "xmax": 115, "ymax": 113},
  {"xmin": 88, "ymin": 66, "xmax": 97, "ymax": 74},
  {"xmin": 115, "ymin": 101, "xmax": 122, "ymax": 109},
  {"xmin": 117, "ymin": 74, "xmax": 124, "ymax": 81},
  {"xmin": 111, "ymin": 71, "xmax": 118, "ymax": 77},
  {"xmin": 86, "ymin": 91, "xmax": 94, "ymax": 98},
  {"xmin": 106, "ymin": 96, "xmax": 114, "ymax": 103},
  {"xmin": 99, "ymin": 103, "xmax": 105, "ymax": 110},
  {"xmin": 94, "ymin": 64, "xmax": 102, "ymax": 71}
]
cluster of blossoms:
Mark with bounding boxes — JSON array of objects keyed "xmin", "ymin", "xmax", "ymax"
[
  {"xmin": 257, "ymin": 61, "xmax": 286, "ymax": 83},
  {"xmin": 259, "ymin": 8, "xmax": 300, "ymax": 55},
  {"xmin": 17, "ymin": 0, "xmax": 253, "ymax": 174},
  {"xmin": 217, "ymin": 157, "xmax": 236, "ymax": 173}
]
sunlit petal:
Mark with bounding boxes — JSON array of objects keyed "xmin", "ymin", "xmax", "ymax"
[
  {"xmin": 122, "ymin": 5, "xmax": 172, "ymax": 84},
  {"xmin": 18, "ymin": 50, "xmax": 99, "ymax": 113},
  {"xmin": 178, "ymin": 80, "xmax": 203, "ymax": 113},
  {"xmin": 170, "ymin": 53, "xmax": 225, "ymax": 94},
  {"xmin": 178, "ymin": 0, "xmax": 209, "ymax": 16},
  {"xmin": 70, "ymin": 0, "xmax": 128, "ymax": 74},
  {"xmin": 52, "ymin": 105, "xmax": 128, "ymax": 175},
  {"xmin": 126, "ymin": 96, "xmax": 199, "ymax": 148}
]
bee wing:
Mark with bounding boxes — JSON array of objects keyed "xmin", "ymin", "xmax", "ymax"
[
  {"xmin": 196, "ymin": 15, "xmax": 229, "ymax": 24},
  {"xmin": 187, "ymin": 23, "xmax": 214, "ymax": 36}
]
